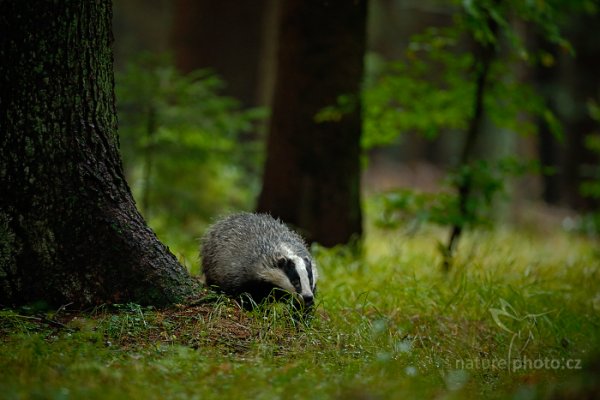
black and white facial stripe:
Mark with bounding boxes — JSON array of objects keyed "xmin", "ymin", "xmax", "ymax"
[
  {"xmin": 304, "ymin": 257, "xmax": 315, "ymax": 291},
  {"xmin": 275, "ymin": 246, "xmax": 317, "ymax": 307}
]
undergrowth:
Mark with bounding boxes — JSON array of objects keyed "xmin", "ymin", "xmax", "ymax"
[{"xmin": 1, "ymin": 222, "xmax": 599, "ymax": 399}]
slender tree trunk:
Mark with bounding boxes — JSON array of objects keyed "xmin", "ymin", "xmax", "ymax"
[
  {"xmin": 257, "ymin": 0, "xmax": 367, "ymax": 246},
  {"xmin": 0, "ymin": 0, "xmax": 196, "ymax": 307},
  {"xmin": 443, "ymin": 13, "xmax": 498, "ymax": 270}
]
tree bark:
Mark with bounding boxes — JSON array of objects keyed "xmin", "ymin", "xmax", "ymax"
[
  {"xmin": 561, "ymin": 12, "xmax": 600, "ymax": 210},
  {"xmin": 533, "ymin": 37, "xmax": 562, "ymax": 206},
  {"xmin": 170, "ymin": 0, "xmax": 273, "ymax": 108},
  {"xmin": 257, "ymin": 0, "xmax": 367, "ymax": 246},
  {"xmin": 0, "ymin": 0, "xmax": 196, "ymax": 307}
]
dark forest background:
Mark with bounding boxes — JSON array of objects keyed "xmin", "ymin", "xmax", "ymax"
[
  {"xmin": 1, "ymin": 3, "xmax": 600, "ymax": 397},
  {"xmin": 112, "ymin": 0, "xmax": 599, "ymax": 269}
]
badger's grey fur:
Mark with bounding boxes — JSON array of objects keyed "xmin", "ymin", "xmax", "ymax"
[{"xmin": 201, "ymin": 212, "xmax": 318, "ymax": 309}]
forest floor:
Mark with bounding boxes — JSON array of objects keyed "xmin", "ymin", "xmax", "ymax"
[{"xmin": 1, "ymin": 214, "xmax": 599, "ymax": 399}]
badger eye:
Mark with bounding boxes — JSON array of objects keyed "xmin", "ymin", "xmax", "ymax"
[{"xmin": 276, "ymin": 257, "xmax": 289, "ymax": 269}]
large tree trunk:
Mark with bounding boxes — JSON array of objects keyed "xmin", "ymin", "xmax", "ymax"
[
  {"xmin": 532, "ymin": 36, "xmax": 562, "ymax": 206},
  {"xmin": 560, "ymin": 12, "xmax": 600, "ymax": 210},
  {"xmin": 171, "ymin": 0, "xmax": 275, "ymax": 108},
  {"xmin": 0, "ymin": 0, "xmax": 196, "ymax": 307},
  {"xmin": 257, "ymin": 0, "xmax": 367, "ymax": 246},
  {"xmin": 533, "ymin": 13, "xmax": 600, "ymax": 210}
]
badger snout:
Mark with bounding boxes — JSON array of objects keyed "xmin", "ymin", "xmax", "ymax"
[{"xmin": 301, "ymin": 294, "xmax": 314, "ymax": 308}]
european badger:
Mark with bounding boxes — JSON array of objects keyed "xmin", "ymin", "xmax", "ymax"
[{"xmin": 201, "ymin": 212, "xmax": 318, "ymax": 310}]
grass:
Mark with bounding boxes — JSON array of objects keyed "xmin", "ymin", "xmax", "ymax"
[{"xmin": 1, "ymin": 220, "xmax": 599, "ymax": 399}]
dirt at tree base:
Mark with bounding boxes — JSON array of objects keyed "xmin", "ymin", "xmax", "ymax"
[{"xmin": 0, "ymin": 286, "xmax": 314, "ymax": 355}]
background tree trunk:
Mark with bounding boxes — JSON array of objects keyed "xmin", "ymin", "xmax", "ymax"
[
  {"xmin": 170, "ymin": 0, "xmax": 274, "ymax": 108},
  {"xmin": 0, "ymin": 0, "xmax": 196, "ymax": 307},
  {"xmin": 257, "ymin": 0, "xmax": 367, "ymax": 246},
  {"xmin": 560, "ymin": 12, "xmax": 600, "ymax": 210},
  {"xmin": 533, "ymin": 12, "xmax": 600, "ymax": 211}
]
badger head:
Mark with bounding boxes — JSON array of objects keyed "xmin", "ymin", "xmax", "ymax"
[{"xmin": 258, "ymin": 246, "xmax": 318, "ymax": 309}]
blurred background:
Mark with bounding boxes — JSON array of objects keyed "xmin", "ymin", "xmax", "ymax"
[{"xmin": 112, "ymin": 0, "xmax": 600, "ymax": 269}]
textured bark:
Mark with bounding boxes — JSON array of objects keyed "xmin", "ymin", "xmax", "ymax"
[
  {"xmin": 0, "ymin": 0, "xmax": 196, "ymax": 306},
  {"xmin": 257, "ymin": 0, "xmax": 366, "ymax": 246}
]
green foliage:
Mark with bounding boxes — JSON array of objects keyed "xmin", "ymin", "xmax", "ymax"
[
  {"xmin": 97, "ymin": 303, "xmax": 153, "ymax": 342},
  {"xmin": 356, "ymin": 0, "xmax": 600, "ymax": 176},
  {"xmin": 380, "ymin": 0, "xmax": 598, "ymax": 143},
  {"xmin": 115, "ymin": 54, "xmax": 266, "ymax": 267},
  {"xmin": 0, "ymin": 309, "xmax": 47, "ymax": 336},
  {"xmin": 1, "ymin": 217, "xmax": 598, "ymax": 398},
  {"xmin": 376, "ymin": 189, "xmax": 458, "ymax": 231},
  {"xmin": 375, "ymin": 158, "xmax": 539, "ymax": 232},
  {"xmin": 363, "ymin": 26, "xmax": 475, "ymax": 147},
  {"xmin": 314, "ymin": 94, "xmax": 360, "ymax": 124},
  {"xmin": 360, "ymin": 0, "xmax": 597, "ymax": 258},
  {"xmin": 320, "ymin": 8, "xmax": 559, "ymax": 146}
]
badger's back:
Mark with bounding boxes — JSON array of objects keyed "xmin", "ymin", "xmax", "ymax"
[{"xmin": 201, "ymin": 212, "xmax": 313, "ymax": 299}]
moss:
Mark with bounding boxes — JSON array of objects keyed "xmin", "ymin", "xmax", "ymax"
[
  {"xmin": 0, "ymin": 213, "xmax": 15, "ymax": 275},
  {"xmin": 27, "ymin": 220, "xmax": 56, "ymax": 268},
  {"xmin": 0, "ymin": 212, "xmax": 20, "ymax": 301}
]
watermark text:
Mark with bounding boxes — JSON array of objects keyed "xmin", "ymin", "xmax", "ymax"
[{"xmin": 454, "ymin": 356, "xmax": 581, "ymax": 372}]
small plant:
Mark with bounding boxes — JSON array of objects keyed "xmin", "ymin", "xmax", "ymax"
[
  {"xmin": 374, "ymin": 157, "xmax": 539, "ymax": 236},
  {"xmin": 98, "ymin": 303, "xmax": 153, "ymax": 343}
]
